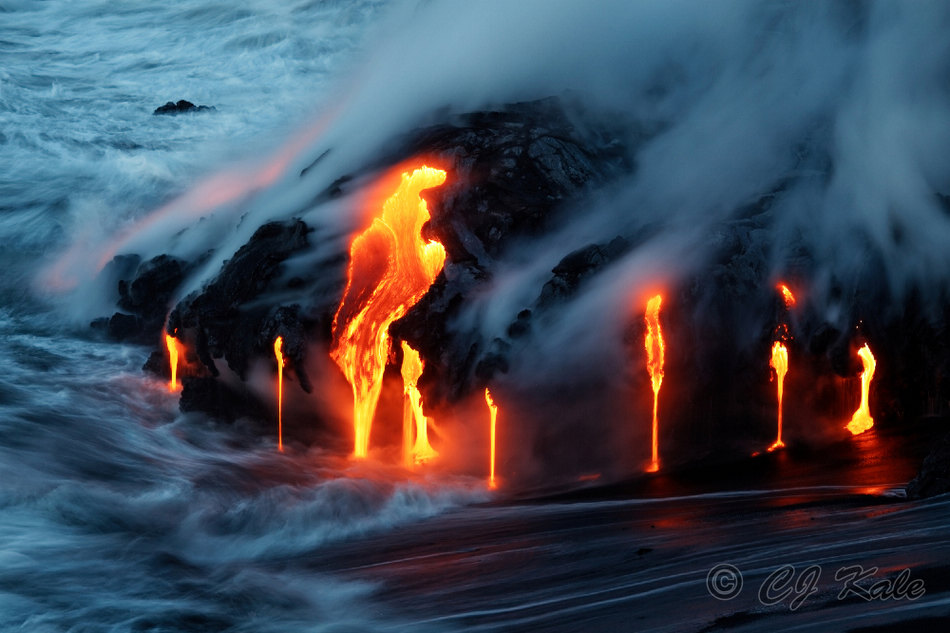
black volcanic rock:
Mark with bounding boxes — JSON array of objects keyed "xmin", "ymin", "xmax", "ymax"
[
  {"xmin": 98, "ymin": 254, "xmax": 191, "ymax": 343},
  {"xmin": 907, "ymin": 433, "xmax": 950, "ymax": 499},
  {"xmin": 168, "ymin": 219, "xmax": 311, "ymax": 381},
  {"xmin": 537, "ymin": 237, "xmax": 631, "ymax": 308},
  {"xmin": 153, "ymin": 100, "xmax": 215, "ymax": 115}
]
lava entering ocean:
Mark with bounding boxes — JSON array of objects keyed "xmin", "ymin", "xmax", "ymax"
[
  {"xmin": 485, "ymin": 388, "xmax": 498, "ymax": 489},
  {"xmin": 847, "ymin": 343, "xmax": 877, "ymax": 436},
  {"xmin": 330, "ymin": 165, "xmax": 447, "ymax": 458},
  {"xmin": 274, "ymin": 336, "xmax": 285, "ymax": 452},
  {"xmin": 768, "ymin": 341, "xmax": 788, "ymax": 452},
  {"xmin": 644, "ymin": 294, "xmax": 664, "ymax": 473},
  {"xmin": 164, "ymin": 332, "xmax": 181, "ymax": 392},
  {"xmin": 400, "ymin": 341, "xmax": 438, "ymax": 467}
]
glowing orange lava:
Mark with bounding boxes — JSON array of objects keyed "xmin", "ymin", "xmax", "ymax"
[
  {"xmin": 274, "ymin": 336, "xmax": 285, "ymax": 452},
  {"xmin": 846, "ymin": 343, "xmax": 876, "ymax": 436},
  {"xmin": 485, "ymin": 388, "xmax": 498, "ymax": 489},
  {"xmin": 164, "ymin": 333, "xmax": 181, "ymax": 392},
  {"xmin": 644, "ymin": 294, "xmax": 665, "ymax": 473},
  {"xmin": 778, "ymin": 283, "xmax": 796, "ymax": 308},
  {"xmin": 400, "ymin": 341, "xmax": 438, "ymax": 466},
  {"xmin": 331, "ymin": 165, "xmax": 447, "ymax": 458},
  {"xmin": 767, "ymin": 341, "xmax": 788, "ymax": 452}
]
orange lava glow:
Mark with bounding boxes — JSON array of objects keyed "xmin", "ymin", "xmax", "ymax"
[
  {"xmin": 164, "ymin": 333, "xmax": 181, "ymax": 392},
  {"xmin": 274, "ymin": 336, "xmax": 285, "ymax": 452},
  {"xmin": 400, "ymin": 341, "xmax": 438, "ymax": 467},
  {"xmin": 330, "ymin": 165, "xmax": 447, "ymax": 458},
  {"xmin": 644, "ymin": 294, "xmax": 665, "ymax": 473},
  {"xmin": 767, "ymin": 341, "xmax": 788, "ymax": 452},
  {"xmin": 846, "ymin": 343, "xmax": 876, "ymax": 436},
  {"xmin": 485, "ymin": 388, "xmax": 498, "ymax": 489},
  {"xmin": 778, "ymin": 283, "xmax": 796, "ymax": 308}
]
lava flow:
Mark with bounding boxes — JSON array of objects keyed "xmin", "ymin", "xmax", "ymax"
[
  {"xmin": 767, "ymin": 341, "xmax": 788, "ymax": 452},
  {"xmin": 778, "ymin": 283, "xmax": 796, "ymax": 308},
  {"xmin": 846, "ymin": 343, "xmax": 877, "ymax": 436},
  {"xmin": 644, "ymin": 294, "xmax": 665, "ymax": 473},
  {"xmin": 164, "ymin": 332, "xmax": 181, "ymax": 392},
  {"xmin": 274, "ymin": 336, "xmax": 285, "ymax": 452},
  {"xmin": 400, "ymin": 341, "xmax": 438, "ymax": 466},
  {"xmin": 485, "ymin": 388, "xmax": 498, "ymax": 489},
  {"xmin": 330, "ymin": 165, "xmax": 447, "ymax": 458}
]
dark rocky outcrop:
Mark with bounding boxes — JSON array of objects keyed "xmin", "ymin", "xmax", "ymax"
[
  {"xmin": 168, "ymin": 219, "xmax": 312, "ymax": 384},
  {"xmin": 907, "ymin": 433, "xmax": 950, "ymax": 499},
  {"xmin": 153, "ymin": 100, "xmax": 215, "ymax": 115}
]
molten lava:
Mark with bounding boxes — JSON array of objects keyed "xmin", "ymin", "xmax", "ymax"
[
  {"xmin": 400, "ymin": 341, "xmax": 438, "ymax": 466},
  {"xmin": 644, "ymin": 294, "xmax": 665, "ymax": 473},
  {"xmin": 274, "ymin": 336, "xmax": 285, "ymax": 452},
  {"xmin": 847, "ymin": 343, "xmax": 877, "ymax": 436},
  {"xmin": 767, "ymin": 341, "xmax": 788, "ymax": 452},
  {"xmin": 778, "ymin": 283, "xmax": 796, "ymax": 308},
  {"xmin": 330, "ymin": 165, "xmax": 447, "ymax": 457},
  {"xmin": 485, "ymin": 388, "xmax": 498, "ymax": 489},
  {"xmin": 164, "ymin": 333, "xmax": 181, "ymax": 392}
]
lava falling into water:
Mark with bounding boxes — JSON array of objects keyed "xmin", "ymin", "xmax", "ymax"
[
  {"xmin": 400, "ymin": 341, "xmax": 438, "ymax": 466},
  {"xmin": 644, "ymin": 294, "xmax": 665, "ymax": 473},
  {"xmin": 485, "ymin": 388, "xmax": 498, "ymax": 489},
  {"xmin": 767, "ymin": 341, "xmax": 788, "ymax": 452},
  {"xmin": 164, "ymin": 333, "xmax": 181, "ymax": 392},
  {"xmin": 274, "ymin": 336, "xmax": 285, "ymax": 452},
  {"xmin": 330, "ymin": 165, "xmax": 447, "ymax": 458},
  {"xmin": 847, "ymin": 343, "xmax": 877, "ymax": 436}
]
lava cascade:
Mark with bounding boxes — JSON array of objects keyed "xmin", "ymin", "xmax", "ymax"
[
  {"xmin": 644, "ymin": 294, "xmax": 665, "ymax": 473},
  {"xmin": 485, "ymin": 388, "xmax": 498, "ymax": 489},
  {"xmin": 164, "ymin": 333, "xmax": 181, "ymax": 392},
  {"xmin": 768, "ymin": 341, "xmax": 788, "ymax": 452},
  {"xmin": 330, "ymin": 165, "xmax": 447, "ymax": 457},
  {"xmin": 846, "ymin": 343, "xmax": 877, "ymax": 436},
  {"xmin": 274, "ymin": 336, "xmax": 285, "ymax": 452},
  {"xmin": 400, "ymin": 341, "xmax": 438, "ymax": 466}
]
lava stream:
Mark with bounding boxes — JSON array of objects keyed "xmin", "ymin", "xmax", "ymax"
[
  {"xmin": 767, "ymin": 341, "xmax": 788, "ymax": 452},
  {"xmin": 846, "ymin": 343, "xmax": 876, "ymax": 436},
  {"xmin": 274, "ymin": 336, "xmax": 285, "ymax": 452},
  {"xmin": 777, "ymin": 283, "xmax": 796, "ymax": 308},
  {"xmin": 400, "ymin": 341, "xmax": 438, "ymax": 466},
  {"xmin": 485, "ymin": 388, "xmax": 498, "ymax": 489},
  {"xmin": 644, "ymin": 294, "xmax": 665, "ymax": 473},
  {"xmin": 330, "ymin": 165, "xmax": 447, "ymax": 458},
  {"xmin": 164, "ymin": 333, "xmax": 181, "ymax": 392}
]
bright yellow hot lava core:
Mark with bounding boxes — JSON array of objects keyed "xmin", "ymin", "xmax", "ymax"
[
  {"xmin": 767, "ymin": 341, "xmax": 788, "ymax": 452},
  {"xmin": 846, "ymin": 343, "xmax": 876, "ymax": 436},
  {"xmin": 330, "ymin": 165, "xmax": 447, "ymax": 458},
  {"xmin": 644, "ymin": 294, "xmax": 664, "ymax": 473},
  {"xmin": 400, "ymin": 341, "xmax": 438, "ymax": 467},
  {"xmin": 485, "ymin": 388, "xmax": 498, "ymax": 489},
  {"xmin": 274, "ymin": 336, "xmax": 285, "ymax": 452},
  {"xmin": 164, "ymin": 333, "xmax": 181, "ymax": 392}
]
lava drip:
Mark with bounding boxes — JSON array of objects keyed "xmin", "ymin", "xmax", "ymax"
[
  {"xmin": 274, "ymin": 336, "xmax": 285, "ymax": 452},
  {"xmin": 644, "ymin": 294, "xmax": 665, "ymax": 473},
  {"xmin": 400, "ymin": 341, "xmax": 438, "ymax": 467},
  {"xmin": 330, "ymin": 165, "xmax": 447, "ymax": 458},
  {"xmin": 485, "ymin": 388, "xmax": 498, "ymax": 489},
  {"xmin": 846, "ymin": 343, "xmax": 876, "ymax": 436},
  {"xmin": 767, "ymin": 341, "xmax": 788, "ymax": 452},
  {"xmin": 164, "ymin": 332, "xmax": 182, "ymax": 392}
]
